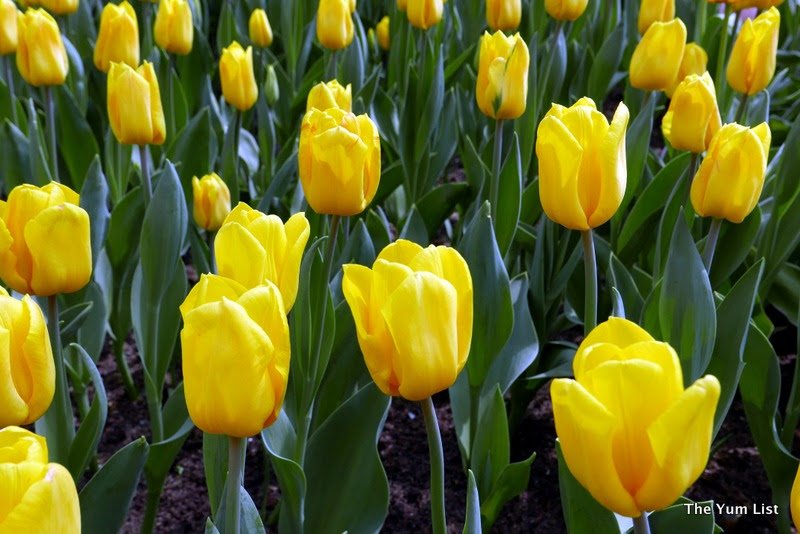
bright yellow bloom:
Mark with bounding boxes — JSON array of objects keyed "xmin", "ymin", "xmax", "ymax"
[
  {"xmin": 630, "ymin": 18, "xmax": 686, "ymax": 91},
  {"xmin": 792, "ymin": 465, "xmax": 800, "ymax": 530},
  {"xmin": 544, "ymin": 0, "xmax": 588, "ymax": 21},
  {"xmin": 107, "ymin": 61, "xmax": 166, "ymax": 146},
  {"xmin": 215, "ymin": 203, "xmax": 309, "ymax": 311},
  {"xmin": 0, "ymin": 0, "xmax": 18, "ymax": 56},
  {"xmin": 536, "ymin": 98, "xmax": 629, "ymax": 230},
  {"xmin": 727, "ymin": 7, "xmax": 780, "ymax": 96},
  {"xmin": 665, "ymin": 42, "xmax": 707, "ymax": 97},
  {"xmin": 0, "ymin": 183, "xmax": 91, "ymax": 296},
  {"xmin": 94, "ymin": 1, "xmax": 139, "ymax": 72},
  {"xmin": 15, "ymin": 8, "xmax": 68, "ymax": 86},
  {"xmin": 38, "ymin": 0, "xmax": 77, "ymax": 15},
  {"xmin": 249, "ymin": 8, "xmax": 272, "ymax": 48},
  {"xmin": 317, "ymin": 0, "xmax": 353, "ymax": 50},
  {"xmin": 691, "ymin": 122, "xmax": 771, "ymax": 223},
  {"xmin": 407, "ymin": 0, "xmax": 442, "ymax": 29},
  {"xmin": 486, "ymin": 0, "xmax": 521, "ymax": 31},
  {"xmin": 638, "ymin": 0, "xmax": 674, "ymax": 35},
  {"xmin": 191, "ymin": 173, "xmax": 231, "ymax": 232},
  {"xmin": 180, "ymin": 275, "xmax": 290, "ymax": 438},
  {"xmin": 727, "ymin": 0, "xmax": 783, "ymax": 9},
  {"xmin": 376, "ymin": 15, "xmax": 389, "ymax": 50},
  {"xmin": 551, "ymin": 318, "xmax": 720, "ymax": 517},
  {"xmin": 662, "ymin": 72, "xmax": 720, "ymax": 154},
  {"xmin": 219, "ymin": 41, "xmax": 258, "ymax": 111},
  {"xmin": 476, "ymin": 31, "xmax": 529, "ymax": 120},
  {"xmin": 298, "ymin": 107, "xmax": 381, "ymax": 216},
  {"xmin": 154, "ymin": 0, "xmax": 193, "ymax": 55},
  {"xmin": 306, "ymin": 79, "xmax": 352, "ymax": 112},
  {"xmin": 342, "ymin": 240, "xmax": 473, "ymax": 401}
]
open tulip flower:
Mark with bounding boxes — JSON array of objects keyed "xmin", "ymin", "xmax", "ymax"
[{"xmin": 306, "ymin": 79, "xmax": 352, "ymax": 112}]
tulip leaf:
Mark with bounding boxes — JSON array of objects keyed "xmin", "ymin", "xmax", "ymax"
[
  {"xmin": 608, "ymin": 253, "xmax": 643, "ymax": 322},
  {"xmin": 203, "ymin": 433, "xmax": 229, "ymax": 518},
  {"xmin": 417, "ymin": 182, "xmax": 471, "ymax": 239},
  {"xmin": 204, "ymin": 518, "xmax": 221, "ymax": 534},
  {"xmin": 80, "ymin": 157, "xmax": 111, "ymax": 270},
  {"xmin": 413, "ymin": 43, "xmax": 444, "ymax": 167},
  {"xmin": 556, "ymin": 441, "xmax": 619, "ymax": 534},
  {"xmin": 399, "ymin": 205, "xmax": 429, "ymax": 245},
  {"xmin": 55, "ymin": 85, "xmax": 99, "ymax": 190},
  {"xmin": 463, "ymin": 469, "xmax": 482, "ymax": 534},
  {"xmin": 587, "ymin": 25, "xmax": 626, "ymax": 104},
  {"xmin": 106, "ymin": 186, "xmax": 145, "ymax": 269},
  {"xmin": 480, "ymin": 452, "xmax": 536, "ymax": 529},
  {"xmin": 496, "ymin": 133, "xmax": 522, "ymax": 258},
  {"xmin": 167, "ymin": 107, "xmax": 217, "ymax": 207},
  {"xmin": 66, "ymin": 344, "xmax": 108, "ymax": 481},
  {"xmin": 709, "ymin": 208, "xmax": 761, "ymax": 287},
  {"xmin": 769, "ymin": 263, "xmax": 800, "ymax": 326},
  {"xmin": 517, "ymin": 33, "xmax": 539, "ymax": 177},
  {"xmin": 74, "ymin": 283, "xmax": 109, "ymax": 362},
  {"xmin": 213, "ymin": 486, "xmax": 266, "ymax": 534},
  {"xmin": 261, "ymin": 412, "xmax": 306, "ymax": 534},
  {"xmin": 471, "ymin": 386, "xmax": 510, "ymax": 498},
  {"xmin": 59, "ymin": 301, "xmax": 94, "ymax": 338},
  {"xmin": 644, "ymin": 500, "xmax": 716, "ymax": 533},
  {"xmin": 25, "ymin": 98, "xmax": 53, "ymax": 186},
  {"xmin": 0, "ymin": 120, "xmax": 29, "ymax": 194}
]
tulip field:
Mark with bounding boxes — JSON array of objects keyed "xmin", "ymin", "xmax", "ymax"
[{"xmin": 2, "ymin": 0, "xmax": 800, "ymax": 532}]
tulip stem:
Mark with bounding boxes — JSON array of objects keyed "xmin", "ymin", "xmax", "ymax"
[
  {"xmin": 232, "ymin": 111, "xmax": 242, "ymax": 194},
  {"xmin": 225, "ymin": 436, "xmax": 245, "ymax": 534},
  {"xmin": 633, "ymin": 513, "xmax": 651, "ymax": 534},
  {"xmin": 45, "ymin": 86, "xmax": 59, "ymax": 182},
  {"xmin": 694, "ymin": 0, "xmax": 707, "ymax": 43},
  {"xmin": 4, "ymin": 58, "xmax": 17, "ymax": 124},
  {"xmin": 207, "ymin": 230, "xmax": 217, "ymax": 273},
  {"xmin": 714, "ymin": 5, "xmax": 733, "ymax": 101},
  {"xmin": 113, "ymin": 335, "xmax": 138, "ymax": 401},
  {"xmin": 581, "ymin": 229, "xmax": 597, "ymax": 336},
  {"xmin": 735, "ymin": 93, "xmax": 749, "ymax": 124},
  {"xmin": 327, "ymin": 50, "xmax": 338, "ymax": 80},
  {"xmin": 168, "ymin": 54, "xmax": 176, "ymax": 139},
  {"xmin": 702, "ymin": 218, "xmax": 723, "ymax": 273},
  {"xmin": 490, "ymin": 119, "xmax": 504, "ymax": 224},
  {"xmin": 139, "ymin": 145, "xmax": 153, "ymax": 206},
  {"xmin": 421, "ymin": 397, "xmax": 447, "ymax": 534},
  {"xmin": 44, "ymin": 295, "xmax": 74, "ymax": 465}
]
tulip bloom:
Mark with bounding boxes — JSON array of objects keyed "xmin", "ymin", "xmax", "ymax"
[
  {"xmin": 306, "ymin": 79, "xmax": 352, "ymax": 112},
  {"xmin": 219, "ymin": 41, "xmax": 258, "ymax": 111},
  {"xmin": 629, "ymin": 18, "xmax": 686, "ymax": 91},
  {"xmin": 726, "ymin": 7, "xmax": 780, "ymax": 95},
  {"xmin": 476, "ymin": 31, "xmax": 529, "ymax": 120},
  {"xmin": 551, "ymin": 318, "xmax": 720, "ymax": 517},
  {"xmin": 376, "ymin": 15, "xmax": 390, "ymax": 50},
  {"xmin": 249, "ymin": 8, "xmax": 273, "ymax": 48},
  {"xmin": 342, "ymin": 240, "xmax": 473, "ymax": 401},
  {"xmin": 180, "ymin": 275, "xmax": 290, "ymax": 438},
  {"xmin": 407, "ymin": 0, "xmax": 442, "ymax": 29},
  {"xmin": 154, "ymin": 0, "xmax": 193, "ymax": 55},
  {"xmin": 0, "ymin": 182, "xmax": 92, "ymax": 296},
  {"xmin": 0, "ymin": 427, "xmax": 80, "ymax": 532},
  {"xmin": 544, "ymin": 0, "xmax": 588, "ymax": 21},
  {"xmin": 638, "ymin": 0, "xmax": 674, "ymax": 35},
  {"xmin": 662, "ymin": 72, "xmax": 721, "ymax": 154},
  {"xmin": 397, "ymin": 0, "xmax": 407, "ymax": 11},
  {"xmin": 38, "ymin": 0, "xmax": 77, "ymax": 15},
  {"xmin": 192, "ymin": 173, "xmax": 231, "ymax": 232},
  {"xmin": 536, "ymin": 98, "xmax": 629, "ymax": 230},
  {"xmin": 317, "ymin": 0, "xmax": 353, "ymax": 50},
  {"xmin": 0, "ymin": 0, "xmax": 18, "ymax": 56},
  {"xmin": 94, "ymin": 1, "xmax": 139, "ymax": 72},
  {"xmin": 214, "ymin": 203, "xmax": 310, "ymax": 311},
  {"xmin": 107, "ymin": 61, "xmax": 166, "ymax": 146},
  {"xmin": 665, "ymin": 42, "xmax": 707, "ymax": 97},
  {"xmin": 728, "ymin": 0, "xmax": 783, "ymax": 9},
  {"xmin": 486, "ymin": 0, "xmax": 521, "ymax": 31},
  {"xmin": 298, "ymin": 107, "xmax": 381, "ymax": 216},
  {"xmin": 690, "ymin": 122, "xmax": 771, "ymax": 223},
  {"xmin": 15, "ymin": 8, "xmax": 68, "ymax": 86}
]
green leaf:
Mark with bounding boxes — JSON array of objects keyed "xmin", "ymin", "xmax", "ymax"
[
  {"xmin": 214, "ymin": 486, "xmax": 266, "ymax": 534},
  {"xmin": 647, "ymin": 500, "xmax": 716, "ymax": 533},
  {"xmin": 463, "ymin": 470, "xmax": 482, "ymax": 534},
  {"xmin": 399, "ymin": 205, "xmax": 429, "ymax": 245},
  {"xmin": 556, "ymin": 441, "xmax": 618, "ymax": 534},
  {"xmin": 26, "ymin": 98, "xmax": 52, "ymax": 185},
  {"xmin": 471, "ymin": 386, "xmax": 510, "ymax": 497},
  {"xmin": 495, "ymin": 133, "xmax": 522, "ymax": 258},
  {"xmin": 417, "ymin": 183, "xmax": 471, "ymax": 239},
  {"xmin": 80, "ymin": 157, "xmax": 111, "ymax": 270},
  {"xmin": 608, "ymin": 253, "xmax": 644, "ymax": 323},
  {"xmin": 55, "ymin": 85, "xmax": 99, "ymax": 189},
  {"xmin": 203, "ymin": 434, "xmax": 229, "ymax": 517},
  {"xmin": 587, "ymin": 25, "xmax": 626, "ymax": 103},
  {"xmin": 106, "ymin": 187, "xmax": 145, "ymax": 270},
  {"xmin": 0, "ymin": 120, "xmax": 29, "ymax": 194},
  {"xmin": 480, "ymin": 453, "xmax": 535, "ymax": 528},
  {"xmin": 261, "ymin": 413, "xmax": 306, "ymax": 534},
  {"xmin": 66, "ymin": 344, "xmax": 108, "ymax": 480},
  {"xmin": 709, "ymin": 208, "xmax": 761, "ymax": 287},
  {"xmin": 220, "ymin": 112, "xmax": 241, "ymax": 201},
  {"xmin": 167, "ymin": 108, "xmax": 217, "ymax": 206}
]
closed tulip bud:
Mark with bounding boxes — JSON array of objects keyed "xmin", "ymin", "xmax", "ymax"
[
  {"xmin": 727, "ymin": 7, "xmax": 780, "ymax": 95},
  {"xmin": 792, "ymin": 465, "xmax": 800, "ymax": 530},
  {"xmin": 476, "ymin": 31, "xmax": 529, "ymax": 120},
  {"xmin": 551, "ymin": 318, "xmax": 720, "ymax": 517},
  {"xmin": 317, "ymin": 0, "xmax": 353, "ymax": 50},
  {"xmin": 630, "ymin": 18, "xmax": 686, "ymax": 91},
  {"xmin": 342, "ymin": 240, "xmax": 473, "ymax": 400},
  {"xmin": 0, "ymin": 427, "xmax": 80, "ymax": 532},
  {"xmin": 376, "ymin": 15, "xmax": 390, "ymax": 50},
  {"xmin": 306, "ymin": 79, "xmax": 352, "ymax": 112},
  {"xmin": 407, "ymin": 0, "xmax": 442, "ymax": 29},
  {"xmin": 0, "ymin": 0, "xmax": 18, "ymax": 56},
  {"xmin": 15, "ymin": 8, "xmax": 68, "ymax": 86},
  {"xmin": 220, "ymin": 41, "xmax": 258, "ymax": 111},
  {"xmin": 214, "ymin": 203, "xmax": 310, "ymax": 311},
  {"xmin": 264, "ymin": 64, "xmax": 279, "ymax": 106},
  {"xmin": 299, "ymin": 108, "xmax": 381, "ymax": 216},
  {"xmin": 486, "ymin": 0, "xmax": 521, "ymax": 31},
  {"xmin": 691, "ymin": 122, "xmax": 771, "ymax": 223},
  {"xmin": 249, "ymin": 8, "xmax": 272, "ymax": 48},
  {"xmin": 108, "ymin": 61, "xmax": 166, "ymax": 146},
  {"xmin": 544, "ymin": 0, "xmax": 588, "ymax": 21},
  {"xmin": 536, "ymin": 98, "xmax": 629, "ymax": 230},
  {"xmin": 154, "ymin": 0, "xmax": 193, "ymax": 55},
  {"xmin": 665, "ymin": 42, "xmax": 707, "ymax": 97},
  {"xmin": 94, "ymin": 1, "xmax": 139, "ymax": 72},
  {"xmin": 180, "ymin": 275, "xmax": 290, "ymax": 437},
  {"xmin": 662, "ymin": 72, "xmax": 720, "ymax": 154},
  {"xmin": 0, "ymin": 182, "xmax": 92, "ymax": 296},
  {"xmin": 192, "ymin": 173, "xmax": 231, "ymax": 232},
  {"xmin": 638, "ymin": 0, "xmax": 674, "ymax": 34},
  {"xmin": 38, "ymin": 0, "xmax": 77, "ymax": 15}
]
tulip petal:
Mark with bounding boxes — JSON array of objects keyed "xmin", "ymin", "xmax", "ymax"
[
  {"xmin": 215, "ymin": 221, "xmax": 267, "ymax": 289},
  {"xmin": 377, "ymin": 239, "xmax": 423, "ymax": 265},
  {"xmin": 575, "ymin": 316, "xmax": 654, "ymax": 373},
  {"xmin": 179, "ymin": 273, "xmax": 246, "ymax": 319},
  {"xmin": 278, "ymin": 213, "xmax": 311, "ymax": 311},
  {"xmin": 0, "ymin": 463, "xmax": 80, "ymax": 533},
  {"xmin": 0, "ymin": 217, "xmax": 27, "ymax": 295},
  {"xmin": 0, "ymin": 326, "xmax": 28, "ymax": 427},
  {"xmin": 590, "ymin": 102, "xmax": 628, "ymax": 227},
  {"xmin": 16, "ymin": 295, "xmax": 54, "ymax": 424}
]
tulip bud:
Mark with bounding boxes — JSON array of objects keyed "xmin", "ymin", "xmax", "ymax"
[
  {"xmin": 690, "ymin": 122, "xmax": 771, "ymax": 223},
  {"xmin": 264, "ymin": 64, "xmax": 279, "ymax": 106},
  {"xmin": 544, "ymin": 0, "xmax": 588, "ymax": 21},
  {"xmin": 629, "ymin": 18, "xmax": 686, "ymax": 91},
  {"xmin": 0, "ymin": 427, "xmax": 80, "ymax": 532},
  {"xmin": 317, "ymin": 0, "xmax": 354, "ymax": 50},
  {"xmin": 220, "ymin": 41, "xmax": 258, "ymax": 111},
  {"xmin": 476, "ymin": 31, "xmax": 529, "ymax": 120},
  {"xmin": 536, "ymin": 98, "xmax": 629, "ymax": 230},
  {"xmin": 0, "ymin": 0, "xmax": 18, "ymax": 56},
  {"xmin": 249, "ymin": 8, "xmax": 272, "ymax": 48},
  {"xmin": 38, "ymin": 0, "xmax": 78, "ymax": 15},
  {"xmin": 727, "ymin": 7, "xmax": 780, "ymax": 96},
  {"xmin": 551, "ymin": 318, "xmax": 720, "ymax": 518},
  {"xmin": 192, "ymin": 173, "xmax": 231, "ymax": 232},
  {"xmin": 376, "ymin": 15, "xmax": 390, "ymax": 50},
  {"xmin": 662, "ymin": 72, "xmax": 720, "ymax": 154},
  {"xmin": 342, "ymin": 239, "xmax": 473, "ymax": 401},
  {"xmin": 107, "ymin": 61, "xmax": 166, "ymax": 146},
  {"xmin": 15, "ymin": 8, "xmax": 68, "ymax": 86},
  {"xmin": 94, "ymin": 1, "xmax": 139, "ymax": 73},
  {"xmin": 638, "ymin": 0, "xmax": 674, "ymax": 35},
  {"xmin": 486, "ymin": 0, "xmax": 521, "ymax": 31},
  {"xmin": 299, "ymin": 107, "xmax": 381, "ymax": 216},
  {"xmin": 306, "ymin": 79, "xmax": 352, "ymax": 112},
  {"xmin": 154, "ymin": 0, "xmax": 193, "ymax": 56},
  {"xmin": 180, "ymin": 275, "xmax": 290, "ymax": 437},
  {"xmin": 0, "ymin": 182, "xmax": 92, "ymax": 296},
  {"xmin": 407, "ymin": 0, "xmax": 442, "ymax": 29},
  {"xmin": 665, "ymin": 42, "xmax": 707, "ymax": 97}
]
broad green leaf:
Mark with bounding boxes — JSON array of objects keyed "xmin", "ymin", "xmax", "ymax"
[
  {"xmin": 587, "ymin": 25, "xmax": 626, "ymax": 103},
  {"xmin": 261, "ymin": 412, "xmax": 306, "ymax": 534},
  {"xmin": 709, "ymin": 208, "xmax": 760, "ymax": 287},
  {"xmin": 203, "ymin": 434, "xmax": 229, "ymax": 517},
  {"xmin": 55, "ymin": 85, "xmax": 99, "ymax": 189},
  {"xmin": 480, "ymin": 453, "xmax": 535, "ymax": 528},
  {"xmin": 647, "ymin": 500, "xmax": 716, "ymax": 533},
  {"xmin": 471, "ymin": 386, "xmax": 510, "ymax": 497},
  {"xmin": 496, "ymin": 133, "xmax": 522, "ymax": 258},
  {"xmin": 463, "ymin": 470, "xmax": 482, "ymax": 534},
  {"xmin": 66, "ymin": 344, "xmax": 108, "ymax": 480},
  {"xmin": 399, "ymin": 205, "xmax": 429, "ymax": 245},
  {"xmin": 608, "ymin": 253, "xmax": 643, "ymax": 322},
  {"xmin": 417, "ymin": 183, "xmax": 471, "ymax": 239},
  {"xmin": 80, "ymin": 157, "xmax": 110, "ymax": 270}
]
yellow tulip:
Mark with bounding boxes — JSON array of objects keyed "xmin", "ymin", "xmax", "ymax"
[
  {"xmin": 0, "ymin": 0, "xmax": 18, "ymax": 56},
  {"xmin": 397, "ymin": 0, "xmax": 407, "ymax": 11},
  {"xmin": 342, "ymin": 239, "xmax": 473, "ymax": 401},
  {"xmin": 665, "ymin": 42, "xmax": 707, "ymax": 97},
  {"xmin": 249, "ymin": 8, "xmax": 272, "ymax": 48},
  {"xmin": 629, "ymin": 18, "xmax": 686, "ymax": 91},
  {"xmin": 219, "ymin": 41, "xmax": 258, "ymax": 111},
  {"xmin": 792, "ymin": 465, "xmax": 800, "ymax": 530},
  {"xmin": 317, "ymin": 0, "xmax": 353, "ymax": 50},
  {"xmin": 107, "ymin": 61, "xmax": 166, "ymax": 146},
  {"xmin": 726, "ymin": 7, "xmax": 780, "ymax": 96},
  {"xmin": 191, "ymin": 173, "xmax": 231, "ymax": 232},
  {"xmin": 638, "ymin": 0, "xmax": 674, "ymax": 35},
  {"xmin": 376, "ymin": 15, "xmax": 389, "ymax": 50},
  {"xmin": 551, "ymin": 317, "xmax": 720, "ymax": 518},
  {"xmin": 214, "ymin": 203, "xmax": 310, "ymax": 311},
  {"xmin": 180, "ymin": 274, "xmax": 290, "ymax": 438},
  {"xmin": 0, "ymin": 182, "xmax": 92, "ymax": 296},
  {"xmin": 662, "ymin": 72, "xmax": 720, "ymax": 154},
  {"xmin": 476, "ymin": 31, "xmax": 529, "ymax": 120},
  {"xmin": 306, "ymin": 79, "xmax": 352, "ymax": 112},
  {"xmin": 536, "ymin": 98, "xmax": 629, "ymax": 230},
  {"xmin": 154, "ymin": 0, "xmax": 193, "ymax": 55},
  {"xmin": 407, "ymin": 0, "xmax": 442, "ymax": 29},
  {"xmin": 298, "ymin": 107, "xmax": 381, "ymax": 216},
  {"xmin": 690, "ymin": 122, "xmax": 771, "ymax": 223},
  {"xmin": 94, "ymin": 1, "xmax": 139, "ymax": 73},
  {"xmin": 38, "ymin": 0, "xmax": 78, "ymax": 15},
  {"xmin": 728, "ymin": 0, "xmax": 783, "ymax": 9},
  {"xmin": 486, "ymin": 0, "xmax": 521, "ymax": 31},
  {"xmin": 544, "ymin": 0, "xmax": 588, "ymax": 21},
  {"xmin": 15, "ymin": 8, "xmax": 68, "ymax": 86}
]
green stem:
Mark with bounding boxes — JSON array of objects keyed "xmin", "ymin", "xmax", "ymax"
[
  {"xmin": 207, "ymin": 230, "xmax": 217, "ymax": 273},
  {"xmin": 142, "ymin": 1, "xmax": 153, "ymax": 58},
  {"xmin": 113, "ymin": 335, "xmax": 138, "ymax": 401},
  {"xmin": 490, "ymin": 119, "xmax": 504, "ymax": 224},
  {"xmin": 581, "ymin": 229, "xmax": 597, "ymax": 336},
  {"xmin": 735, "ymin": 92, "xmax": 749, "ymax": 124},
  {"xmin": 633, "ymin": 513, "xmax": 651, "ymax": 534},
  {"xmin": 780, "ymin": 350, "xmax": 800, "ymax": 448},
  {"xmin": 141, "ymin": 482, "xmax": 166, "ymax": 534},
  {"xmin": 694, "ymin": 0, "xmax": 707, "ymax": 42},
  {"xmin": 421, "ymin": 397, "xmax": 446, "ymax": 534},
  {"xmin": 4, "ymin": 57, "xmax": 17, "ymax": 124},
  {"xmin": 259, "ymin": 445, "xmax": 271, "ymax": 522},
  {"xmin": 468, "ymin": 385, "xmax": 480, "ymax": 455},
  {"xmin": 168, "ymin": 54, "xmax": 176, "ymax": 139},
  {"xmin": 714, "ymin": 5, "xmax": 733, "ymax": 101},
  {"xmin": 327, "ymin": 50, "xmax": 338, "ymax": 80},
  {"xmin": 702, "ymin": 218, "xmax": 723, "ymax": 272},
  {"xmin": 232, "ymin": 111, "xmax": 242, "ymax": 193},
  {"xmin": 44, "ymin": 295, "xmax": 74, "ymax": 465},
  {"xmin": 139, "ymin": 145, "xmax": 153, "ymax": 206},
  {"xmin": 45, "ymin": 86, "xmax": 59, "ymax": 182},
  {"xmin": 225, "ymin": 436, "xmax": 245, "ymax": 534}
]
